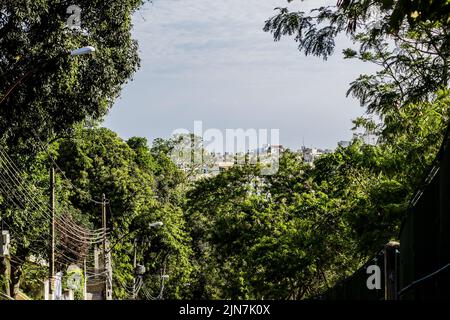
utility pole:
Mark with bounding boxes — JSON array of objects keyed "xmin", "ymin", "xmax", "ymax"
[
  {"xmin": 384, "ymin": 241, "xmax": 400, "ymax": 300},
  {"xmin": 133, "ymin": 238, "xmax": 137, "ymax": 299},
  {"xmin": 49, "ymin": 166, "xmax": 55, "ymax": 300},
  {"xmin": 102, "ymin": 194, "xmax": 112, "ymax": 300},
  {"xmin": 83, "ymin": 258, "xmax": 87, "ymax": 300},
  {"xmin": 1, "ymin": 227, "xmax": 11, "ymax": 297},
  {"xmin": 102, "ymin": 193, "xmax": 106, "ymax": 299}
]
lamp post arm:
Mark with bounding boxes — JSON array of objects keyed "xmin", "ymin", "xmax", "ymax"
[
  {"xmin": 0, "ymin": 47, "xmax": 95, "ymax": 106},
  {"xmin": 106, "ymin": 220, "xmax": 162, "ymax": 254},
  {"xmin": 106, "ymin": 229, "xmax": 139, "ymax": 254},
  {"xmin": 0, "ymin": 68, "xmax": 36, "ymax": 106},
  {"xmin": 0, "ymin": 53, "xmax": 66, "ymax": 106}
]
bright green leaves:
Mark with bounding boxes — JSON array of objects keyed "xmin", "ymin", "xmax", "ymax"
[{"xmin": 48, "ymin": 127, "xmax": 194, "ymax": 299}]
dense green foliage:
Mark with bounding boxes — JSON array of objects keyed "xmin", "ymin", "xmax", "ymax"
[
  {"xmin": 54, "ymin": 127, "xmax": 194, "ymax": 299},
  {"xmin": 2, "ymin": 0, "xmax": 450, "ymax": 300},
  {"xmin": 174, "ymin": 0, "xmax": 450, "ymax": 298},
  {"xmin": 0, "ymin": 0, "xmax": 143, "ymax": 154},
  {"xmin": 183, "ymin": 97, "xmax": 448, "ymax": 298},
  {"xmin": 337, "ymin": 0, "xmax": 450, "ymax": 32},
  {"xmin": 1, "ymin": 0, "xmax": 149, "ymax": 298}
]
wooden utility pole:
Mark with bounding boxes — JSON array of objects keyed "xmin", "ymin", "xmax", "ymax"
[
  {"xmin": 83, "ymin": 258, "xmax": 87, "ymax": 300},
  {"xmin": 384, "ymin": 241, "xmax": 400, "ymax": 300},
  {"xmin": 133, "ymin": 238, "xmax": 137, "ymax": 299},
  {"xmin": 102, "ymin": 194, "xmax": 112, "ymax": 300},
  {"xmin": 49, "ymin": 166, "xmax": 55, "ymax": 300},
  {"xmin": 1, "ymin": 228, "xmax": 11, "ymax": 297},
  {"xmin": 102, "ymin": 193, "xmax": 106, "ymax": 253},
  {"xmin": 102, "ymin": 193, "xmax": 107, "ymax": 299}
]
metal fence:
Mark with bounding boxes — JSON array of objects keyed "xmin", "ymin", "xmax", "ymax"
[
  {"xmin": 317, "ymin": 132, "xmax": 450, "ymax": 300},
  {"xmin": 315, "ymin": 250, "xmax": 386, "ymax": 300},
  {"xmin": 397, "ymin": 133, "xmax": 450, "ymax": 300}
]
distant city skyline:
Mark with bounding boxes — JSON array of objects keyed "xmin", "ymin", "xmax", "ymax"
[{"xmin": 103, "ymin": 0, "xmax": 377, "ymax": 150}]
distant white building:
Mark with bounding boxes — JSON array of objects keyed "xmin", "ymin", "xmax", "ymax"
[
  {"xmin": 191, "ymin": 145, "xmax": 286, "ymax": 178},
  {"xmin": 301, "ymin": 147, "xmax": 323, "ymax": 165},
  {"xmin": 267, "ymin": 145, "xmax": 284, "ymax": 154},
  {"xmin": 299, "ymin": 146, "xmax": 334, "ymax": 165}
]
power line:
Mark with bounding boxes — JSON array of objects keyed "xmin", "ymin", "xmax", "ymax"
[
  {"xmin": 0, "ymin": 148, "xmax": 106, "ymax": 240},
  {"xmin": 0, "ymin": 147, "xmax": 108, "ymax": 275}
]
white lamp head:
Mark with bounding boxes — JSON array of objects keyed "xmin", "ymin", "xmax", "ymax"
[
  {"xmin": 149, "ymin": 222, "xmax": 163, "ymax": 228},
  {"xmin": 70, "ymin": 46, "xmax": 96, "ymax": 56}
]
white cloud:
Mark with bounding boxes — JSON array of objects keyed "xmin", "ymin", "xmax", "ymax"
[
  {"xmin": 133, "ymin": 0, "xmax": 337, "ymax": 73},
  {"xmin": 105, "ymin": 0, "xmax": 376, "ymax": 150}
]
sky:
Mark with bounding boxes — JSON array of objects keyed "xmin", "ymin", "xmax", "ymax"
[{"xmin": 103, "ymin": 0, "xmax": 376, "ymax": 151}]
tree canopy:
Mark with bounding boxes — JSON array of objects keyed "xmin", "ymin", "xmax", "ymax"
[
  {"xmin": 2, "ymin": 0, "xmax": 450, "ymax": 300},
  {"xmin": 0, "ymin": 0, "xmax": 143, "ymax": 154}
]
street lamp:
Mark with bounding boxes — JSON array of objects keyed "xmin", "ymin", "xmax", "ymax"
[
  {"xmin": 149, "ymin": 222, "xmax": 163, "ymax": 228},
  {"xmin": 132, "ymin": 221, "xmax": 163, "ymax": 299},
  {"xmin": 0, "ymin": 46, "xmax": 96, "ymax": 106},
  {"xmin": 107, "ymin": 220, "xmax": 164, "ymax": 254},
  {"xmin": 70, "ymin": 46, "xmax": 96, "ymax": 57}
]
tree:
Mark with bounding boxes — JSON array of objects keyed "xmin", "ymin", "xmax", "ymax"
[
  {"xmin": 264, "ymin": 0, "xmax": 450, "ymax": 109},
  {"xmin": 0, "ymin": 136, "xmax": 87, "ymax": 296},
  {"xmin": 0, "ymin": 0, "xmax": 144, "ymax": 156},
  {"xmin": 54, "ymin": 127, "xmax": 194, "ymax": 299},
  {"xmin": 272, "ymin": 1, "xmax": 450, "ymax": 42},
  {"xmin": 337, "ymin": 0, "xmax": 450, "ymax": 32},
  {"xmin": 185, "ymin": 151, "xmax": 359, "ymax": 299},
  {"xmin": 177, "ymin": 2, "xmax": 450, "ymax": 298}
]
